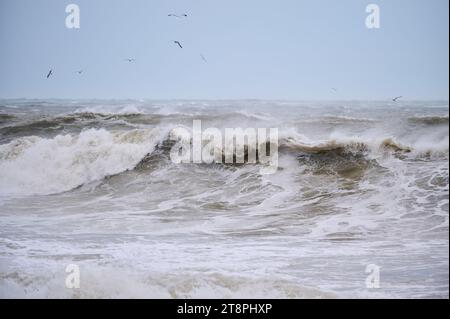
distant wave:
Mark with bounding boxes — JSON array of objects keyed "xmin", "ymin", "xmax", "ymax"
[
  {"xmin": 299, "ymin": 115, "xmax": 377, "ymax": 125},
  {"xmin": 0, "ymin": 113, "xmax": 16, "ymax": 124},
  {"xmin": 0, "ymin": 114, "xmax": 98, "ymax": 135},
  {"xmin": 0, "ymin": 110, "xmax": 275, "ymax": 140},
  {"xmin": 74, "ymin": 104, "xmax": 144, "ymax": 115},
  {"xmin": 0, "ymin": 112, "xmax": 156, "ymax": 142},
  {"xmin": 408, "ymin": 115, "xmax": 449, "ymax": 125}
]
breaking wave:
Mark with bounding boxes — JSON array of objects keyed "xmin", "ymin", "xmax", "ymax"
[
  {"xmin": 0, "ymin": 128, "xmax": 166, "ymax": 195},
  {"xmin": 0, "ymin": 125, "xmax": 446, "ymax": 195},
  {"xmin": 279, "ymin": 136, "xmax": 413, "ymax": 155}
]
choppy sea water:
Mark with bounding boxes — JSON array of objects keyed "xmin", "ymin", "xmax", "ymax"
[{"xmin": 0, "ymin": 100, "xmax": 448, "ymax": 298}]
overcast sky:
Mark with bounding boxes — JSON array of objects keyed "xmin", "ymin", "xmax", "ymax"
[{"xmin": 0, "ymin": 0, "xmax": 448, "ymax": 100}]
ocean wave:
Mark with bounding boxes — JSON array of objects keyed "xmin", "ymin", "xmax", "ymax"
[
  {"xmin": 279, "ymin": 137, "xmax": 376, "ymax": 178},
  {"xmin": 0, "ymin": 113, "xmax": 151, "ymax": 141},
  {"xmin": 0, "ymin": 113, "xmax": 102, "ymax": 136},
  {"xmin": 408, "ymin": 115, "xmax": 449, "ymax": 125},
  {"xmin": 279, "ymin": 136, "xmax": 412, "ymax": 155},
  {"xmin": 231, "ymin": 110, "xmax": 274, "ymax": 121},
  {"xmin": 0, "ymin": 128, "xmax": 165, "ymax": 195},
  {"xmin": 0, "ymin": 114, "xmax": 16, "ymax": 123},
  {"xmin": 278, "ymin": 135, "xmax": 448, "ymax": 177},
  {"xmin": 299, "ymin": 115, "xmax": 377, "ymax": 125},
  {"xmin": 141, "ymin": 131, "xmax": 441, "ymax": 174},
  {"xmin": 0, "ymin": 110, "xmax": 272, "ymax": 140},
  {"xmin": 74, "ymin": 104, "xmax": 144, "ymax": 115},
  {"xmin": 0, "ymin": 268, "xmax": 335, "ymax": 299},
  {"xmin": 0, "ymin": 126, "xmax": 447, "ymax": 195}
]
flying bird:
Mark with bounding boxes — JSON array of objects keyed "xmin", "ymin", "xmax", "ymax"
[
  {"xmin": 173, "ymin": 41, "xmax": 183, "ymax": 49},
  {"xmin": 200, "ymin": 54, "xmax": 207, "ymax": 63},
  {"xmin": 168, "ymin": 14, "xmax": 188, "ymax": 18},
  {"xmin": 392, "ymin": 96, "xmax": 403, "ymax": 102},
  {"xmin": 124, "ymin": 58, "xmax": 136, "ymax": 63},
  {"xmin": 331, "ymin": 88, "xmax": 338, "ymax": 93},
  {"xmin": 76, "ymin": 70, "xmax": 83, "ymax": 75},
  {"xmin": 46, "ymin": 69, "xmax": 53, "ymax": 79}
]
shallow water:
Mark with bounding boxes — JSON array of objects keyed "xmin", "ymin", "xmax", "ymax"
[{"xmin": 0, "ymin": 100, "xmax": 448, "ymax": 298}]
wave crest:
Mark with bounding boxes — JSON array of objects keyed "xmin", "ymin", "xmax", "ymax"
[
  {"xmin": 0, "ymin": 126, "xmax": 447, "ymax": 195},
  {"xmin": 0, "ymin": 128, "xmax": 163, "ymax": 195}
]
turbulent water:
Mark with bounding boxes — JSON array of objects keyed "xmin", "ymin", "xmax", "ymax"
[{"xmin": 0, "ymin": 99, "xmax": 448, "ymax": 298}]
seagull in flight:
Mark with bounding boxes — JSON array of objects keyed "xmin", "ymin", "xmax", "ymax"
[
  {"xmin": 76, "ymin": 70, "xmax": 83, "ymax": 75},
  {"xmin": 168, "ymin": 14, "xmax": 188, "ymax": 19},
  {"xmin": 124, "ymin": 58, "xmax": 136, "ymax": 63},
  {"xmin": 392, "ymin": 96, "xmax": 403, "ymax": 102},
  {"xmin": 331, "ymin": 88, "xmax": 338, "ymax": 93},
  {"xmin": 46, "ymin": 69, "xmax": 53, "ymax": 79},
  {"xmin": 200, "ymin": 54, "xmax": 207, "ymax": 63},
  {"xmin": 173, "ymin": 41, "xmax": 183, "ymax": 49}
]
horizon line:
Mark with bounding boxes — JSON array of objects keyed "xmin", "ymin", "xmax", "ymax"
[{"xmin": 0, "ymin": 97, "xmax": 449, "ymax": 103}]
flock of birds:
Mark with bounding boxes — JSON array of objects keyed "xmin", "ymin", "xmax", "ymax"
[
  {"xmin": 45, "ymin": 13, "xmax": 206, "ymax": 76},
  {"xmin": 45, "ymin": 12, "xmax": 403, "ymax": 102}
]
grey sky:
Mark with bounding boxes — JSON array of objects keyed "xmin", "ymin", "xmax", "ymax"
[{"xmin": 0, "ymin": 0, "xmax": 448, "ymax": 100}]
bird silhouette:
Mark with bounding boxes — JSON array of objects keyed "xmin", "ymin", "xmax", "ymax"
[
  {"xmin": 168, "ymin": 14, "xmax": 188, "ymax": 19},
  {"xmin": 173, "ymin": 41, "xmax": 183, "ymax": 49}
]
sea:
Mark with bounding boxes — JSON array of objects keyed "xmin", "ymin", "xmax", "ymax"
[{"xmin": 0, "ymin": 99, "xmax": 448, "ymax": 298}]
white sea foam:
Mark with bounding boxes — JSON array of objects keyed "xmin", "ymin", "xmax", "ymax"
[
  {"xmin": 0, "ymin": 128, "xmax": 164, "ymax": 195},
  {"xmin": 74, "ymin": 104, "xmax": 144, "ymax": 115}
]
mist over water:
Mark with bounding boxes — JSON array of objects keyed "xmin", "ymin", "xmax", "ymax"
[{"xmin": 0, "ymin": 100, "xmax": 448, "ymax": 298}]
